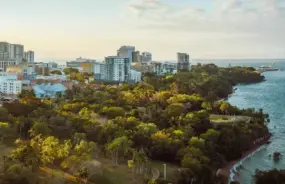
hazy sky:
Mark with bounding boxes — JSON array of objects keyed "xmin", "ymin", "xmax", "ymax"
[{"xmin": 1, "ymin": 0, "xmax": 285, "ymax": 61}]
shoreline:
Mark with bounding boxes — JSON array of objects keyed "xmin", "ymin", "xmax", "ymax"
[{"xmin": 219, "ymin": 134, "xmax": 271, "ymax": 183}]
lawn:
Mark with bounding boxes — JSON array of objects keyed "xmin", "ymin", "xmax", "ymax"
[{"xmin": 210, "ymin": 114, "xmax": 251, "ymax": 124}]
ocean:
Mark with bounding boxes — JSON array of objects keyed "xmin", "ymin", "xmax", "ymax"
[{"xmin": 215, "ymin": 60, "xmax": 285, "ymax": 184}]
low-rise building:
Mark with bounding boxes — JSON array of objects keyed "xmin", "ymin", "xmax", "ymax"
[
  {"xmin": 67, "ymin": 57, "xmax": 95, "ymax": 73},
  {"xmin": 0, "ymin": 60, "xmax": 19, "ymax": 72},
  {"xmin": 0, "ymin": 72, "xmax": 22, "ymax": 94},
  {"xmin": 130, "ymin": 69, "xmax": 142, "ymax": 83},
  {"xmin": 6, "ymin": 63, "xmax": 35, "ymax": 80},
  {"xmin": 32, "ymin": 83, "xmax": 66, "ymax": 98}
]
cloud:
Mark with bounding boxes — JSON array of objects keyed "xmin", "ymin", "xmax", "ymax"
[
  {"xmin": 126, "ymin": 0, "xmax": 285, "ymax": 38},
  {"xmin": 123, "ymin": 0, "xmax": 285, "ymax": 58}
]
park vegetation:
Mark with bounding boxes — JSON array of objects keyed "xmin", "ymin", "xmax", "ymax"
[{"xmin": 0, "ymin": 64, "xmax": 268, "ymax": 184}]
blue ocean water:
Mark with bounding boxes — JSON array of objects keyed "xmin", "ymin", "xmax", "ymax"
[{"xmin": 214, "ymin": 59, "xmax": 285, "ymax": 184}]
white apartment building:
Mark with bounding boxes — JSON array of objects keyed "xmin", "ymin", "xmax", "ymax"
[
  {"xmin": 130, "ymin": 69, "xmax": 142, "ymax": 83},
  {"xmin": 94, "ymin": 62, "xmax": 106, "ymax": 80},
  {"xmin": 0, "ymin": 72, "xmax": 22, "ymax": 94},
  {"xmin": 24, "ymin": 51, "xmax": 35, "ymax": 63},
  {"xmin": 117, "ymin": 46, "xmax": 135, "ymax": 64},
  {"xmin": 141, "ymin": 52, "xmax": 152, "ymax": 62},
  {"xmin": 105, "ymin": 56, "xmax": 131, "ymax": 82}
]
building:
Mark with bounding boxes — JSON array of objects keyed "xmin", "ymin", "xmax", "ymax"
[
  {"xmin": 32, "ymin": 83, "xmax": 67, "ymax": 98},
  {"xmin": 0, "ymin": 60, "xmax": 18, "ymax": 72},
  {"xmin": 117, "ymin": 46, "xmax": 135, "ymax": 63},
  {"xmin": 13, "ymin": 44, "xmax": 24, "ymax": 59},
  {"xmin": 6, "ymin": 62, "xmax": 36, "ymax": 81},
  {"xmin": 67, "ymin": 57, "xmax": 95, "ymax": 73},
  {"xmin": 162, "ymin": 62, "xmax": 177, "ymax": 74},
  {"xmin": 94, "ymin": 62, "xmax": 106, "ymax": 81},
  {"xmin": 130, "ymin": 69, "xmax": 142, "ymax": 83},
  {"xmin": 151, "ymin": 62, "xmax": 163, "ymax": 75},
  {"xmin": 141, "ymin": 52, "xmax": 152, "ymax": 62},
  {"xmin": 0, "ymin": 41, "xmax": 26, "ymax": 61},
  {"xmin": 35, "ymin": 75, "xmax": 67, "ymax": 82},
  {"xmin": 177, "ymin": 53, "xmax": 190, "ymax": 71},
  {"xmin": 24, "ymin": 51, "xmax": 35, "ymax": 63},
  {"xmin": 0, "ymin": 72, "xmax": 22, "ymax": 95},
  {"xmin": 105, "ymin": 56, "xmax": 131, "ymax": 82},
  {"xmin": 132, "ymin": 51, "xmax": 141, "ymax": 62},
  {"xmin": 0, "ymin": 42, "xmax": 10, "ymax": 60}
]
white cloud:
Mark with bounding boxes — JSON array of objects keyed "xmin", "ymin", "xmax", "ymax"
[{"xmin": 124, "ymin": 0, "xmax": 285, "ymax": 58}]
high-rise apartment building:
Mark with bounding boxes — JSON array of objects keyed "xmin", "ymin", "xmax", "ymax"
[
  {"xmin": 24, "ymin": 51, "xmax": 35, "ymax": 63},
  {"xmin": 117, "ymin": 46, "xmax": 135, "ymax": 63},
  {"xmin": 141, "ymin": 52, "xmax": 152, "ymax": 62},
  {"xmin": 132, "ymin": 51, "xmax": 140, "ymax": 62},
  {"xmin": 0, "ymin": 42, "xmax": 25, "ymax": 60},
  {"xmin": 14, "ymin": 44, "xmax": 24, "ymax": 59},
  {"xmin": 94, "ymin": 62, "xmax": 106, "ymax": 81},
  {"xmin": 0, "ymin": 42, "xmax": 10, "ymax": 60},
  {"xmin": 177, "ymin": 53, "xmax": 190, "ymax": 71},
  {"xmin": 105, "ymin": 56, "xmax": 131, "ymax": 82}
]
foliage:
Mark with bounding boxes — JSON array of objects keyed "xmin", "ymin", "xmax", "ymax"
[
  {"xmin": 50, "ymin": 70, "xmax": 62, "ymax": 75},
  {"xmin": 254, "ymin": 169, "xmax": 285, "ymax": 184},
  {"xmin": 0, "ymin": 64, "xmax": 268, "ymax": 184}
]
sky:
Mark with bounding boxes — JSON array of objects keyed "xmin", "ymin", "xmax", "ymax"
[{"xmin": 1, "ymin": 0, "xmax": 285, "ymax": 61}]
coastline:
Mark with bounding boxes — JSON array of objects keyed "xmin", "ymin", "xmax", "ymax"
[{"xmin": 219, "ymin": 134, "xmax": 271, "ymax": 183}]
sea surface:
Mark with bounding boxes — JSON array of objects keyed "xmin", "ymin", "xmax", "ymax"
[{"xmin": 210, "ymin": 59, "xmax": 285, "ymax": 184}]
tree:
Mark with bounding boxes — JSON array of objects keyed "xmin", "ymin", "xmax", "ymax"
[
  {"xmin": 220, "ymin": 101, "xmax": 230, "ymax": 115},
  {"xmin": 165, "ymin": 103, "xmax": 185, "ymax": 118},
  {"xmin": 63, "ymin": 68, "xmax": 79, "ymax": 75},
  {"xmin": 17, "ymin": 89, "xmax": 35, "ymax": 99},
  {"xmin": 0, "ymin": 122, "xmax": 10, "ymax": 143},
  {"xmin": 72, "ymin": 133, "xmax": 87, "ymax": 145},
  {"xmin": 106, "ymin": 136, "xmax": 131, "ymax": 165},
  {"xmin": 101, "ymin": 106, "xmax": 125, "ymax": 119},
  {"xmin": 29, "ymin": 121, "xmax": 51, "ymax": 137},
  {"xmin": 50, "ymin": 70, "xmax": 62, "ymax": 75},
  {"xmin": 75, "ymin": 167, "xmax": 89, "ymax": 184},
  {"xmin": 254, "ymin": 169, "xmax": 285, "ymax": 184}
]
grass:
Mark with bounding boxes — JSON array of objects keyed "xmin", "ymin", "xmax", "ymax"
[{"xmin": 210, "ymin": 114, "xmax": 251, "ymax": 124}]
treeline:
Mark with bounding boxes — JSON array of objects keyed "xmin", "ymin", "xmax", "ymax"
[{"xmin": 0, "ymin": 64, "xmax": 268, "ymax": 184}]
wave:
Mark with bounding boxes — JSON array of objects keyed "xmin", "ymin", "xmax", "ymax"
[{"xmin": 228, "ymin": 145, "xmax": 267, "ymax": 183}]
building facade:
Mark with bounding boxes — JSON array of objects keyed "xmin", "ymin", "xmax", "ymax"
[
  {"xmin": 132, "ymin": 51, "xmax": 140, "ymax": 62},
  {"xmin": 0, "ymin": 42, "xmax": 25, "ymax": 61},
  {"xmin": 0, "ymin": 42, "xmax": 10, "ymax": 60},
  {"xmin": 130, "ymin": 69, "xmax": 142, "ymax": 83},
  {"xmin": 141, "ymin": 52, "xmax": 152, "ymax": 62},
  {"xmin": 0, "ymin": 60, "xmax": 18, "ymax": 72},
  {"xmin": 105, "ymin": 56, "xmax": 131, "ymax": 82},
  {"xmin": 0, "ymin": 72, "xmax": 22, "ymax": 94},
  {"xmin": 24, "ymin": 51, "xmax": 35, "ymax": 63},
  {"xmin": 177, "ymin": 53, "xmax": 190, "ymax": 71},
  {"xmin": 117, "ymin": 46, "xmax": 135, "ymax": 63},
  {"xmin": 67, "ymin": 57, "xmax": 95, "ymax": 73},
  {"xmin": 94, "ymin": 62, "xmax": 106, "ymax": 80}
]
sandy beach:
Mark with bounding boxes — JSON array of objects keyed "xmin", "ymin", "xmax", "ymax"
[{"xmin": 219, "ymin": 134, "xmax": 271, "ymax": 183}]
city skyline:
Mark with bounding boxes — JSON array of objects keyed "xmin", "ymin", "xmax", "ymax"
[{"xmin": 1, "ymin": 0, "xmax": 285, "ymax": 61}]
